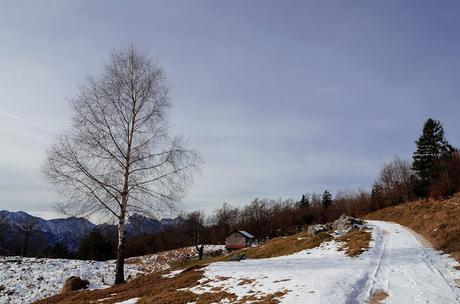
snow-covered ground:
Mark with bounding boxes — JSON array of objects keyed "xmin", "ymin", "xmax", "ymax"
[
  {"xmin": 0, "ymin": 245, "xmax": 225, "ymax": 304},
  {"xmin": 0, "ymin": 257, "xmax": 139, "ymax": 304},
  {"xmin": 192, "ymin": 221, "xmax": 460, "ymax": 303},
  {"xmin": 2, "ymin": 223, "xmax": 459, "ymax": 304}
]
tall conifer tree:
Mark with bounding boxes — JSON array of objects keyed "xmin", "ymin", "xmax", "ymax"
[
  {"xmin": 321, "ymin": 190, "xmax": 332, "ymax": 208},
  {"xmin": 412, "ymin": 118, "xmax": 453, "ymax": 196}
]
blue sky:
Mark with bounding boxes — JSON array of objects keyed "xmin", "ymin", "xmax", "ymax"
[{"xmin": 0, "ymin": 1, "xmax": 459, "ymax": 219}]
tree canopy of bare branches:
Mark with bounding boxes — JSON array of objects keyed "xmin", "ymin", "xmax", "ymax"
[
  {"xmin": 375, "ymin": 157, "xmax": 414, "ymax": 205},
  {"xmin": 42, "ymin": 45, "xmax": 200, "ymax": 284}
]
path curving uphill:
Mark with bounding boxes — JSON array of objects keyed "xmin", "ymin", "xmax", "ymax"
[{"xmin": 365, "ymin": 221, "xmax": 460, "ymax": 304}]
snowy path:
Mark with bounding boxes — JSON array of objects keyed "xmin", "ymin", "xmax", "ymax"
[
  {"xmin": 368, "ymin": 220, "xmax": 460, "ymax": 304},
  {"xmin": 194, "ymin": 221, "xmax": 460, "ymax": 303}
]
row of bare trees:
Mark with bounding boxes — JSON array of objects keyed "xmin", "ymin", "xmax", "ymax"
[{"xmin": 371, "ymin": 158, "xmax": 415, "ymax": 209}]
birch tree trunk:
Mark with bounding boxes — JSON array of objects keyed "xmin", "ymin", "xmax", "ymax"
[{"xmin": 115, "ymin": 214, "xmax": 126, "ymax": 284}]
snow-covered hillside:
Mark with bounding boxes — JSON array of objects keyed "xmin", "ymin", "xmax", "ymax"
[
  {"xmin": 0, "ymin": 256, "xmax": 139, "ymax": 304},
  {"xmin": 192, "ymin": 221, "xmax": 460, "ymax": 303},
  {"xmin": 0, "ymin": 245, "xmax": 225, "ymax": 304}
]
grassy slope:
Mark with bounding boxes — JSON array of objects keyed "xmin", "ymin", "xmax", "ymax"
[
  {"xmin": 337, "ymin": 229, "xmax": 372, "ymax": 257},
  {"xmin": 366, "ymin": 194, "xmax": 460, "ymax": 262},
  {"xmin": 35, "ymin": 231, "xmax": 331, "ymax": 304}
]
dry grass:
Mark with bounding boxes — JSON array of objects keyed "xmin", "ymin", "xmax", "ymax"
[
  {"xmin": 366, "ymin": 194, "xmax": 460, "ymax": 262},
  {"xmin": 241, "ymin": 232, "xmax": 331, "ymax": 259},
  {"xmin": 35, "ymin": 265, "xmax": 248, "ymax": 304},
  {"xmin": 238, "ymin": 290, "xmax": 288, "ymax": 303},
  {"xmin": 35, "ymin": 266, "xmax": 203, "ymax": 304},
  {"xmin": 125, "ymin": 246, "xmax": 202, "ymax": 274},
  {"xmin": 35, "ymin": 230, "xmax": 332, "ymax": 304},
  {"xmin": 368, "ymin": 290, "xmax": 389, "ymax": 304},
  {"xmin": 337, "ymin": 229, "xmax": 372, "ymax": 257},
  {"xmin": 173, "ymin": 230, "xmax": 332, "ymax": 271}
]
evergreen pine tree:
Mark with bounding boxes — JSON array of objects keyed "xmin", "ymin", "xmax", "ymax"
[
  {"xmin": 321, "ymin": 190, "xmax": 332, "ymax": 208},
  {"xmin": 412, "ymin": 118, "xmax": 453, "ymax": 196},
  {"xmin": 298, "ymin": 194, "xmax": 310, "ymax": 208}
]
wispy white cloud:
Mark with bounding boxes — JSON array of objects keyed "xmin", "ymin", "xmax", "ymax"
[{"xmin": 0, "ymin": 109, "xmax": 51, "ymax": 131}]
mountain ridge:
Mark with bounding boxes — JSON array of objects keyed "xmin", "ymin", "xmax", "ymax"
[{"xmin": 0, "ymin": 210, "xmax": 181, "ymax": 255}]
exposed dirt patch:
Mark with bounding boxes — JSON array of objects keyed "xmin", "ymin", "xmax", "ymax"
[
  {"xmin": 273, "ymin": 279, "xmax": 291, "ymax": 283},
  {"xmin": 215, "ymin": 275, "xmax": 231, "ymax": 281},
  {"xmin": 368, "ymin": 289, "xmax": 389, "ymax": 304},
  {"xmin": 337, "ymin": 229, "xmax": 372, "ymax": 257},
  {"xmin": 238, "ymin": 278, "xmax": 256, "ymax": 285},
  {"xmin": 238, "ymin": 290, "xmax": 288, "ymax": 303},
  {"xmin": 366, "ymin": 194, "xmax": 460, "ymax": 262}
]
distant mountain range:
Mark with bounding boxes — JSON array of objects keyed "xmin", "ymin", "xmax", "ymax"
[{"xmin": 0, "ymin": 210, "xmax": 182, "ymax": 255}]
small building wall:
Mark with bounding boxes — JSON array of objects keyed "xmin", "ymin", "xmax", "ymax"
[{"xmin": 225, "ymin": 232, "xmax": 246, "ymax": 249}]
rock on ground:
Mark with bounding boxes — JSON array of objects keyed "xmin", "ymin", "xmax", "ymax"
[
  {"xmin": 61, "ymin": 276, "xmax": 89, "ymax": 293},
  {"xmin": 332, "ymin": 214, "xmax": 365, "ymax": 234},
  {"xmin": 307, "ymin": 224, "xmax": 328, "ymax": 236}
]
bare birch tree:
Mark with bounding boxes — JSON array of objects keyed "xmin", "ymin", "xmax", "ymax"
[
  {"xmin": 184, "ymin": 211, "xmax": 206, "ymax": 260},
  {"xmin": 42, "ymin": 45, "xmax": 200, "ymax": 284}
]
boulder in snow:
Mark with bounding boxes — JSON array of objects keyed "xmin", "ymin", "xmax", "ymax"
[
  {"xmin": 307, "ymin": 224, "xmax": 328, "ymax": 236},
  {"xmin": 61, "ymin": 276, "xmax": 89, "ymax": 293},
  {"xmin": 332, "ymin": 215, "xmax": 365, "ymax": 234}
]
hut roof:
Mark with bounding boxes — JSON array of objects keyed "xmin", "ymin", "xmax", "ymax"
[{"xmin": 228, "ymin": 230, "xmax": 254, "ymax": 239}]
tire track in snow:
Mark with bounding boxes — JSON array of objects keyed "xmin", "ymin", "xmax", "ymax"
[
  {"xmin": 407, "ymin": 227, "xmax": 460, "ymax": 302},
  {"xmin": 366, "ymin": 221, "xmax": 460, "ymax": 304},
  {"xmin": 363, "ymin": 224, "xmax": 390, "ymax": 302},
  {"xmin": 342, "ymin": 222, "xmax": 387, "ymax": 304}
]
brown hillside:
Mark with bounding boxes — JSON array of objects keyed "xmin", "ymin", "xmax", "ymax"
[{"xmin": 366, "ymin": 194, "xmax": 460, "ymax": 262}]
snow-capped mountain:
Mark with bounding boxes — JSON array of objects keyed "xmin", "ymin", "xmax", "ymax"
[{"xmin": 0, "ymin": 210, "xmax": 181, "ymax": 255}]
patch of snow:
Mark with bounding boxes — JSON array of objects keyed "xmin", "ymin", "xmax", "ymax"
[
  {"xmin": 192, "ymin": 222, "xmax": 460, "ymax": 303},
  {"xmin": 162, "ymin": 269, "xmax": 184, "ymax": 278},
  {"xmin": 0, "ymin": 244, "xmax": 226, "ymax": 304},
  {"xmin": 114, "ymin": 297, "xmax": 139, "ymax": 304},
  {"xmin": 0, "ymin": 257, "xmax": 139, "ymax": 304}
]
